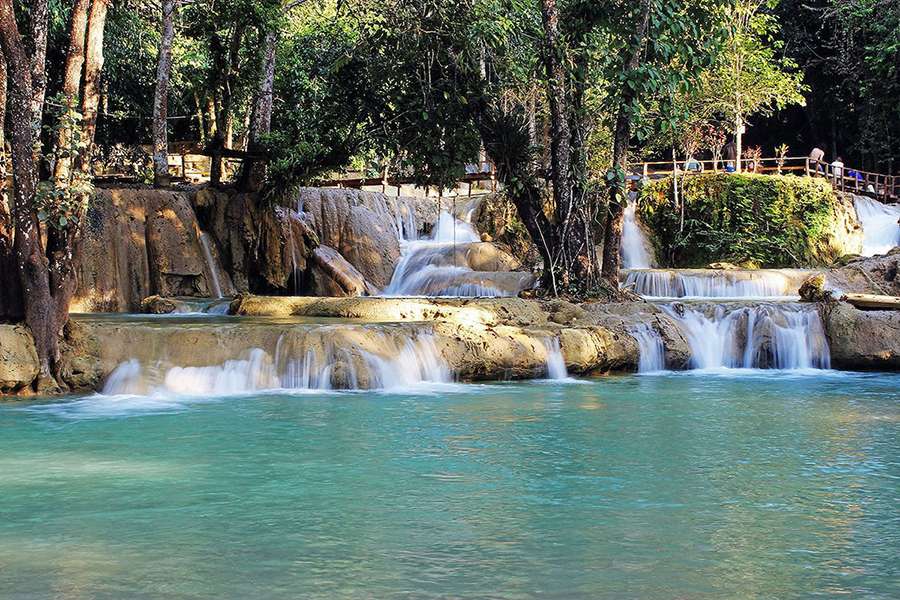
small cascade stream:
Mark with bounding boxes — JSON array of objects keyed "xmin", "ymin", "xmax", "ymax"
[
  {"xmin": 543, "ymin": 338, "xmax": 569, "ymax": 379},
  {"xmin": 854, "ymin": 196, "xmax": 900, "ymax": 255},
  {"xmin": 629, "ymin": 324, "xmax": 666, "ymax": 373},
  {"xmin": 623, "ymin": 269, "xmax": 810, "ymax": 299},
  {"xmin": 660, "ymin": 303, "xmax": 830, "ymax": 370},
  {"xmin": 384, "ymin": 211, "xmax": 533, "ymax": 297},
  {"xmin": 199, "ymin": 231, "xmax": 224, "ymax": 298},
  {"xmin": 621, "ymin": 194, "xmax": 654, "ymax": 269},
  {"xmin": 102, "ymin": 329, "xmax": 451, "ymax": 395}
]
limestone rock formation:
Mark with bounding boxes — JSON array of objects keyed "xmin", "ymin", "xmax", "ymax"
[
  {"xmin": 73, "ymin": 188, "xmax": 235, "ymax": 312},
  {"xmin": 819, "ymin": 250, "xmax": 900, "ymax": 296},
  {"xmin": 821, "ymin": 301, "xmax": 900, "ymax": 370},
  {"xmin": 293, "ymin": 188, "xmax": 438, "ymax": 288},
  {"xmin": 0, "ymin": 325, "xmax": 39, "ymax": 393}
]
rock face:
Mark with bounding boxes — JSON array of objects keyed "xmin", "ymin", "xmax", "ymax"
[
  {"xmin": 73, "ymin": 188, "xmax": 235, "ymax": 312},
  {"xmin": 821, "ymin": 301, "xmax": 900, "ymax": 370},
  {"xmin": 0, "ymin": 325, "xmax": 39, "ymax": 392}
]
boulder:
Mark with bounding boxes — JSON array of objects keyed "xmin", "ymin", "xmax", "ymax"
[
  {"xmin": 0, "ymin": 325, "xmax": 38, "ymax": 393},
  {"xmin": 821, "ymin": 301, "xmax": 900, "ymax": 370},
  {"xmin": 309, "ymin": 246, "xmax": 378, "ymax": 297},
  {"xmin": 820, "ymin": 251, "xmax": 900, "ymax": 297}
]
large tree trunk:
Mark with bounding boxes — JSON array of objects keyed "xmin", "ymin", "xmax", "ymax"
[
  {"xmin": 0, "ymin": 53, "xmax": 23, "ymax": 321},
  {"xmin": 28, "ymin": 0, "xmax": 49, "ymax": 130},
  {"xmin": 81, "ymin": 0, "xmax": 110, "ymax": 157},
  {"xmin": 0, "ymin": 0, "xmax": 59, "ymax": 390},
  {"xmin": 53, "ymin": 0, "xmax": 91, "ymax": 183},
  {"xmin": 601, "ymin": 0, "xmax": 652, "ymax": 284},
  {"xmin": 240, "ymin": 27, "xmax": 278, "ymax": 191},
  {"xmin": 153, "ymin": 0, "xmax": 179, "ymax": 187},
  {"xmin": 538, "ymin": 0, "xmax": 572, "ymax": 230}
]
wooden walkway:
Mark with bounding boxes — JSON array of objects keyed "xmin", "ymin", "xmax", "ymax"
[{"xmin": 632, "ymin": 156, "xmax": 898, "ymax": 202}]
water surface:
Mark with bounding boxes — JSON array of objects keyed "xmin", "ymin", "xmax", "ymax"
[{"xmin": 1, "ymin": 373, "xmax": 898, "ymax": 599}]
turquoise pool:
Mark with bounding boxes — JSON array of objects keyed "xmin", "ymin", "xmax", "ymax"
[{"xmin": 1, "ymin": 372, "xmax": 898, "ymax": 599}]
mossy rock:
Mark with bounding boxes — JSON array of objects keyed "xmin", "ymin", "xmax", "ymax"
[{"xmin": 639, "ymin": 173, "xmax": 859, "ymax": 268}]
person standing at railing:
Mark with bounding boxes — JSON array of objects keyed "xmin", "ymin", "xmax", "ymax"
[
  {"xmin": 831, "ymin": 156, "xmax": 844, "ymax": 183},
  {"xmin": 808, "ymin": 145, "xmax": 826, "ymax": 174}
]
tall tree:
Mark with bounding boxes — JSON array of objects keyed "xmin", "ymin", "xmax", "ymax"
[
  {"xmin": 81, "ymin": 0, "xmax": 110, "ymax": 152},
  {"xmin": 53, "ymin": 0, "xmax": 91, "ymax": 183},
  {"xmin": 153, "ymin": 0, "xmax": 180, "ymax": 187}
]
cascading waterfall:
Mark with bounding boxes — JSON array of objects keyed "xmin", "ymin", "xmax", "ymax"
[
  {"xmin": 854, "ymin": 196, "xmax": 900, "ymax": 255},
  {"xmin": 199, "ymin": 231, "xmax": 224, "ymax": 298},
  {"xmin": 660, "ymin": 302, "xmax": 830, "ymax": 370},
  {"xmin": 623, "ymin": 269, "xmax": 809, "ymax": 299},
  {"xmin": 383, "ymin": 211, "xmax": 519, "ymax": 297},
  {"xmin": 629, "ymin": 324, "xmax": 666, "ymax": 373},
  {"xmin": 102, "ymin": 333, "xmax": 451, "ymax": 395},
  {"xmin": 543, "ymin": 337, "xmax": 569, "ymax": 379},
  {"xmin": 621, "ymin": 195, "xmax": 654, "ymax": 269}
]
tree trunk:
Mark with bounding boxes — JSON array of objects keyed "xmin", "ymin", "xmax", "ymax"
[
  {"xmin": 735, "ymin": 112, "xmax": 743, "ymax": 173},
  {"xmin": 240, "ymin": 27, "xmax": 278, "ymax": 191},
  {"xmin": 81, "ymin": 0, "xmax": 110, "ymax": 157},
  {"xmin": 0, "ymin": 53, "xmax": 23, "ymax": 321},
  {"xmin": 53, "ymin": 0, "xmax": 91, "ymax": 183},
  {"xmin": 28, "ymin": 0, "xmax": 49, "ymax": 131},
  {"xmin": 601, "ymin": 0, "xmax": 652, "ymax": 284},
  {"xmin": 153, "ymin": 0, "xmax": 179, "ymax": 187},
  {"xmin": 0, "ymin": 0, "xmax": 59, "ymax": 391},
  {"xmin": 538, "ymin": 0, "xmax": 572, "ymax": 228}
]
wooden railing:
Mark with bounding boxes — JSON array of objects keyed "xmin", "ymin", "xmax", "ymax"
[
  {"xmin": 319, "ymin": 163, "xmax": 498, "ymax": 196},
  {"xmin": 631, "ymin": 156, "xmax": 898, "ymax": 202}
]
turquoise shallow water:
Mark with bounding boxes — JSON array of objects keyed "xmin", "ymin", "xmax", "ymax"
[{"xmin": 1, "ymin": 372, "xmax": 898, "ymax": 599}]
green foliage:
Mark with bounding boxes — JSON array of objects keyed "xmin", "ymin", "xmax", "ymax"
[
  {"xmin": 639, "ymin": 172, "xmax": 847, "ymax": 266},
  {"xmin": 36, "ymin": 94, "xmax": 94, "ymax": 231}
]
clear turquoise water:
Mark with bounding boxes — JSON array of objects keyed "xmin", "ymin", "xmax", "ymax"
[{"xmin": 1, "ymin": 372, "xmax": 898, "ymax": 599}]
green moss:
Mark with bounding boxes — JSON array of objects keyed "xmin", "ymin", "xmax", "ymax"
[{"xmin": 638, "ymin": 173, "xmax": 845, "ymax": 267}]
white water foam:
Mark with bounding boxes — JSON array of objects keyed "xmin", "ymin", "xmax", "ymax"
[
  {"xmin": 854, "ymin": 196, "xmax": 900, "ymax": 256},
  {"xmin": 661, "ymin": 303, "xmax": 830, "ymax": 370}
]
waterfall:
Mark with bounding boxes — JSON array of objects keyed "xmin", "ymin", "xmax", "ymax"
[
  {"xmin": 543, "ymin": 338, "xmax": 569, "ymax": 379},
  {"xmin": 660, "ymin": 303, "xmax": 830, "ymax": 370},
  {"xmin": 629, "ymin": 324, "xmax": 665, "ymax": 373},
  {"xmin": 101, "ymin": 333, "xmax": 452, "ymax": 395},
  {"xmin": 199, "ymin": 231, "xmax": 224, "ymax": 298},
  {"xmin": 624, "ymin": 269, "xmax": 807, "ymax": 299},
  {"xmin": 621, "ymin": 195, "xmax": 654, "ymax": 269},
  {"xmin": 383, "ymin": 211, "xmax": 524, "ymax": 297},
  {"xmin": 854, "ymin": 196, "xmax": 900, "ymax": 255}
]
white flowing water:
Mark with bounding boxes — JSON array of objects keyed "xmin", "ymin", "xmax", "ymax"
[
  {"xmin": 102, "ymin": 334, "xmax": 451, "ymax": 395},
  {"xmin": 660, "ymin": 303, "xmax": 830, "ymax": 370},
  {"xmin": 624, "ymin": 269, "xmax": 809, "ymax": 299},
  {"xmin": 621, "ymin": 196, "xmax": 654, "ymax": 269},
  {"xmin": 383, "ymin": 211, "xmax": 520, "ymax": 297},
  {"xmin": 854, "ymin": 196, "xmax": 900, "ymax": 255},
  {"xmin": 199, "ymin": 231, "xmax": 224, "ymax": 298},
  {"xmin": 629, "ymin": 324, "xmax": 666, "ymax": 373},
  {"xmin": 543, "ymin": 338, "xmax": 569, "ymax": 379}
]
